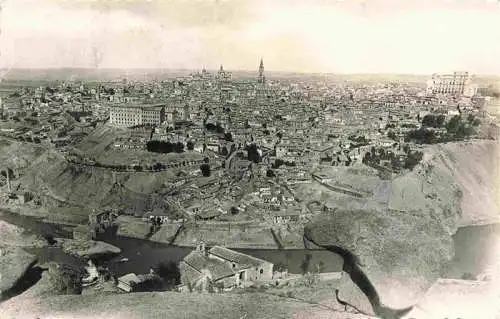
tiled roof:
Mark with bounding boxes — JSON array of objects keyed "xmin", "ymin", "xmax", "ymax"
[
  {"xmin": 182, "ymin": 251, "xmax": 235, "ymax": 280},
  {"xmin": 208, "ymin": 246, "xmax": 269, "ymax": 268}
]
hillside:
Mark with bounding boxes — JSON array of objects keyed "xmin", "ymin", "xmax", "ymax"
[
  {"xmin": 17, "ymin": 149, "xmax": 173, "ymax": 219},
  {"xmin": 303, "ymin": 139, "xmax": 500, "ymax": 312}
]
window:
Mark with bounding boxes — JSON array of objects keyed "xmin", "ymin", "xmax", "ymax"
[{"xmin": 260, "ymin": 269, "xmax": 263, "ymax": 274}]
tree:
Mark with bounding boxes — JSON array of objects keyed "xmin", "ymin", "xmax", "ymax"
[
  {"xmin": 154, "ymin": 261, "xmax": 181, "ymax": 287},
  {"xmin": 445, "ymin": 115, "xmax": 462, "ymax": 135},
  {"xmin": 224, "ymin": 132, "xmax": 233, "ymax": 142},
  {"xmin": 174, "ymin": 142, "xmax": 184, "ymax": 153},
  {"xmin": 186, "ymin": 140, "xmax": 194, "ymax": 150},
  {"xmin": 246, "ymin": 143, "xmax": 261, "ymax": 163},
  {"xmin": 220, "ymin": 146, "xmax": 229, "ymax": 156},
  {"xmin": 48, "ymin": 263, "xmax": 85, "ymax": 295},
  {"xmin": 422, "ymin": 114, "xmax": 445, "ymax": 128},
  {"xmin": 272, "ymin": 159, "xmax": 284, "ymax": 169},
  {"xmin": 266, "ymin": 169, "xmax": 276, "ymax": 178},
  {"xmin": 406, "ymin": 128, "xmax": 437, "ymax": 144},
  {"xmin": 230, "ymin": 206, "xmax": 239, "ymax": 215},
  {"xmin": 215, "ymin": 123, "xmax": 225, "ymax": 134},
  {"xmin": 200, "ymin": 164, "xmax": 211, "ymax": 177},
  {"xmin": 403, "ymin": 144, "xmax": 410, "ymax": 154},
  {"xmin": 387, "ymin": 130, "xmax": 397, "ymax": 140},
  {"xmin": 300, "ymin": 254, "xmax": 312, "ymax": 275},
  {"xmin": 404, "ymin": 151, "xmax": 424, "ymax": 170},
  {"xmin": 274, "ymin": 262, "xmax": 287, "ymax": 272}
]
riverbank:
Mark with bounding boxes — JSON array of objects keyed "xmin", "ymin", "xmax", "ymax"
[{"xmin": 117, "ymin": 215, "xmax": 306, "ymax": 250}]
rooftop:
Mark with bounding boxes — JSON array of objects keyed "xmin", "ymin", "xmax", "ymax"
[{"xmin": 208, "ymin": 246, "xmax": 269, "ymax": 268}]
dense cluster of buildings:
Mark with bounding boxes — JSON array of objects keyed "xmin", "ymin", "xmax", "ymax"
[{"xmin": 0, "ymin": 61, "xmax": 494, "ymax": 226}]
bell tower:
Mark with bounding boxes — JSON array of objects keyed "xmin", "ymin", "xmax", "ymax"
[{"xmin": 258, "ymin": 58, "xmax": 265, "ymax": 84}]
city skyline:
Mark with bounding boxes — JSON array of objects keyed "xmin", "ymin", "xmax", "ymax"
[{"xmin": 0, "ymin": 0, "xmax": 500, "ymax": 75}]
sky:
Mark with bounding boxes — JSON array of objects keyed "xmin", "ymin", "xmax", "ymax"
[{"xmin": 0, "ymin": 0, "xmax": 499, "ymax": 74}]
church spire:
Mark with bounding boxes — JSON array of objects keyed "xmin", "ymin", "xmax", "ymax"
[{"xmin": 258, "ymin": 58, "xmax": 265, "ymax": 84}]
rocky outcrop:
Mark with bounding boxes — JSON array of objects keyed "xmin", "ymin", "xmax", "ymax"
[
  {"xmin": 0, "ymin": 218, "xmax": 46, "ymax": 300},
  {"xmin": 304, "ymin": 140, "xmax": 499, "ymax": 315},
  {"xmin": 60, "ymin": 239, "xmax": 121, "ymax": 258},
  {"xmin": 0, "ymin": 248, "xmax": 38, "ymax": 300}
]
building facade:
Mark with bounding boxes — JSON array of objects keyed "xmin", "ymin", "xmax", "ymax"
[
  {"xmin": 109, "ymin": 104, "xmax": 165, "ymax": 127},
  {"xmin": 427, "ymin": 72, "xmax": 472, "ymax": 95},
  {"xmin": 178, "ymin": 243, "xmax": 274, "ymax": 292}
]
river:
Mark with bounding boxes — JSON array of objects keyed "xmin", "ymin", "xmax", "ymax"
[
  {"xmin": 0, "ymin": 210, "xmax": 343, "ymax": 277},
  {"xmin": 1, "ymin": 209, "xmax": 498, "ymax": 280}
]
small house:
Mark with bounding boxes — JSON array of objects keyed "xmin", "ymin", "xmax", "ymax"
[
  {"xmin": 146, "ymin": 208, "xmax": 170, "ymax": 224},
  {"xmin": 179, "ymin": 243, "xmax": 274, "ymax": 292}
]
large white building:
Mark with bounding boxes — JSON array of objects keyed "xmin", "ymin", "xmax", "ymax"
[
  {"xmin": 427, "ymin": 72, "xmax": 473, "ymax": 95},
  {"xmin": 109, "ymin": 104, "xmax": 165, "ymax": 127}
]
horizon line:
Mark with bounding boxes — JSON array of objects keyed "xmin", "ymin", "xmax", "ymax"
[{"xmin": 1, "ymin": 67, "xmax": 499, "ymax": 78}]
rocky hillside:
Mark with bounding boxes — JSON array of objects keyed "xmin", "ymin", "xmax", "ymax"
[
  {"xmin": 0, "ymin": 218, "xmax": 45, "ymax": 300},
  {"xmin": 434, "ymin": 140, "xmax": 500, "ymax": 226},
  {"xmin": 17, "ymin": 149, "xmax": 172, "ymax": 217},
  {"xmin": 303, "ymin": 139, "xmax": 500, "ymax": 314}
]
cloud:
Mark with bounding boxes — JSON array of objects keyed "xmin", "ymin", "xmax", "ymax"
[{"xmin": 49, "ymin": 0, "xmax": 259, "ymax": 29}]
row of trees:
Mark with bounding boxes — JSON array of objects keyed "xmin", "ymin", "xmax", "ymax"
[
  {"xmin": 362, "ymin": 146, "xmax": 424, "ymax": 171},
  {"xmin": 407, "ymin": 114, "xmax": 481, "ymax": 144},
  {"xmin": 146, "ymin": 140, "xmax": 185, "ymax": 153}
]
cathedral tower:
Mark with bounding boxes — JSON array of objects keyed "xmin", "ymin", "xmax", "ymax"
[{"xmin": 258, "ymin": 58, "xmax": 266, "ymax": 84}]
